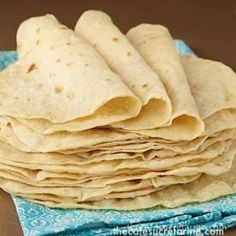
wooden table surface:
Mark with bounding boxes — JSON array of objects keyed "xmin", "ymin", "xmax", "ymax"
[{"xmin": 0, "ymin": 0, "xmax": 236, "ymax": 235}]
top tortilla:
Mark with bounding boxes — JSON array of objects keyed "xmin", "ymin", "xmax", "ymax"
[{"xmin": 0, "ymin": 15, "xmax": 141, "ymax": 131}]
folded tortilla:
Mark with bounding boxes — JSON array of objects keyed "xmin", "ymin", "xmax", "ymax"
[
  {"xmin": 74, "ymin": 10, "xmax": 172, "ymax": 131},
  {"xmin": 125, "ymin": 23, "xmax": 204, "ymax": 140},
  {"xmin": 181, "ymin": 56, "xmax": 236, "ymax": 135},
  {"xmin": 0, "ymin": 15, "xmax": 141, "ymax": 132}
]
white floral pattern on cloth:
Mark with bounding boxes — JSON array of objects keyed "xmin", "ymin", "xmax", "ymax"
[
  {"xmin": 0, "ymin": 41, "xmax": 235, "ymax": 236},
  {"xmin": 12, "ymin": 195, "xmax": 236, "ymax": 236}
]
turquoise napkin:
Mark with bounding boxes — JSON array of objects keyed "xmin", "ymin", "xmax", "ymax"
[
  {"xmin": 11, "ymin": 195, "xmax": 236, "ymax": 236},
  {"xmin": 0, "ymin": 41, "xmax": 235, "ymax": 236}
]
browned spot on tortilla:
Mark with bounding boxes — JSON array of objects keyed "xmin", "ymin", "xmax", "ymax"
[
  {"xmin": 127, "ymin": 51, "xmax": 131, "ymax": 56},
  {"xmin": 27, "ymin": 64, "xmax": 37, "ymax": 73},
  {"xmin": 129, "ymin": 179, "xmax": 142, "ymax": 184},
  {"xmin": 49, "ymin": 74, "xmax": 54, "ymax": 78},
  {"xmin": 93, "ymin": 43, "xmax": 97, "ymax": 48},
  {"xmin": 36, "ymin": 28, "xmax": 41, "ymax": 33},
  {"xmin": 105, "ymin": 78, "xmax": 111, "ymax": 81},
  {"xmin": 56, "ymin": 59, "xmax": 61, "ymax": 63},
  {"xmin": 49, "ymin": 46, "xmax": 54, "ymax": 50},
  {"xmin": 27, "ymin": 97, "xmax": 31, "ymax": 102},
  {"xmin": 110, "ymin": 67, "xmax": 117, "ymax": 73},
  {"xmin": 112, "ymin": 37, "xmax": 119, "ymax": 42},
  {"xmin": 14, "ymin": 97, "xmax": 19, "ymax": 100},
  {"xmin": 36, "ymin": 40, "xmax": 40, "ymax": 45},
  {"xmin": 67, "ymin": 63, "xmax": 72, "ymax": 66},
  {"xmin": 54, "ymin": 85, "xmax": 64, "ymax": 94},
  {"xmin": 142, "ymin": 83, "xmax": 148, "ymax": 88},
  {"xmin": 131, "ymin": 84, "xmax": 135, "ymax": 88},
  {"xmin": 84, "ymin": 64, "xmax": 89, "ymax": 67},
  {"xmin": 66, "ymin": 92, "xmax": 75, "ymax": 100},
  {"xmin": 66, "ymin": 42, "xmax": 71, "ymax": 46},
  {"xmin": 215, "ymin": 163, "xmax": 222, "ymax": 166}
]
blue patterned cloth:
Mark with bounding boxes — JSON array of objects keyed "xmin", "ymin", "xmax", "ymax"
[
  {"xmin": 11, "ymin": 195, "xmax": 236, "ymax": 236},
  {"xmin": 0, "ymin": 41, "xmax": 235, "ymax": 236}
]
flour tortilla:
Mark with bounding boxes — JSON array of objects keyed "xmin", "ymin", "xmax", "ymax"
[
  {"xmin": 0, "ymin": 171, "xmax": 201, "ymax": 201},
  {"xmin": 0, "ymin": 14, "xmax": 236, "ymax": 211},
  {"xmin": 61, "ymin": 128, "xmax": 236, "ymax": 157},
  {"xmin": 0, "ymin": 15, "xmax": 141, "ymax": 132},
  {"xmin": 181, "ymin": 56, "xmax": 236, "ymax": 135},
  {"xmin": 73, "ymin": 10, "xmax": 172, "ymax": 131},
  {"xmin": 0, "ymin": 132, "xmax": 231, "ymax": 167},
  {"xmin": 0, "ymin": 117, "xmax": 140, "ymax": 153},
  {"xmin": 181, "ymin": 56, "xmax": 236, "ymax": 120},
  {"xmin": 1, "ymin": 142, "xmax": 234, "ymax": 201},
  {"xmin": 1, "ymin": 116, "xmax": 234, "ymax": 155},
  {"xmin": 5, "ymin": 152, "xmax": 236, "ymax": 210},
  {"xmin": 0, "ymin": 166, "xmax": 200, "ymax": 188},
  {"xmin": 0, "ymin": 140, "xmax": 232, "ymax": 176},
  {"xmin": 204, "ymin": 109, "xmax": 236, "ymax": 136},
  {"xmin": 126, "ymin": 24, "xmax": 204, "ymax": 140},
  {"xmin": 0, "ymin": 160, "xmax": 202, "ymax": 188}
]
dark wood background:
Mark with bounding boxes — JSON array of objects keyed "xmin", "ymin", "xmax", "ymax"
[
  {"xmin": 0, "ymin": 0, "xmax": 236, "ymax": 70},
  {"xmin": 0, "ymin": 1, "xmax": 236, "ymax": 235}
]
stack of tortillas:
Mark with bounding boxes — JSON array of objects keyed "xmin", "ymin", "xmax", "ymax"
[{"xmin": 0, "ymin": 10, "xmax": 236, "ymax": 210}]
